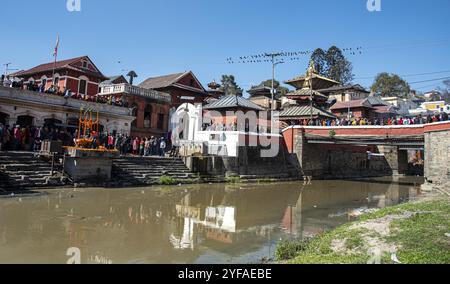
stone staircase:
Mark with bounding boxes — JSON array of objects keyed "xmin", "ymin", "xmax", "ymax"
[
  {"xmin": 111, "ymin": 156, "xmax": 197, "ymax": 186},
  {"xmin": 0, "ymin": 152, "xmax": 70, "ymax": 192}
]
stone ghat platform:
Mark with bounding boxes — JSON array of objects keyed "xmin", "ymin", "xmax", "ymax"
[
  {"xmin": 0, "ymin": 151, "xmax": 304, "ymax": 193},
  {"xmin": 108, "ymin": 156, "xmax": 197, "ymax": 187},
  {"xmin": 0, "ymin": 152, "xmax": 71, "ymax": 192}
]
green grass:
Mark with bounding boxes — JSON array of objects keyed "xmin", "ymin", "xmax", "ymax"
[
  {"xmin": 277, "ymin": 198, "xmax": 450, "ymax": 264},
  {"xmin": 159, "ymin": 176, "xmax": 178, "ymax": 185},
  {"xmin": 226, "ymin": 176, "xmax": 241, "ymax": 184}
]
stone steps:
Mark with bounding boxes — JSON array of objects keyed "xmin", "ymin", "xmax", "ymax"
[
  {"xmin": 0, "ymin": 151, "xmax": 69, "ymax": 191},
  {"xmin": 111, "ymin": 157, "xmax": 196, "ymax": 186}
]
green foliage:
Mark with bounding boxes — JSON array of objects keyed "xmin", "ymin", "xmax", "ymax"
[
  {"xmin": 329, "ymin": 130, "xmax": 336, "ymax": 139},
  {"xmin": 220, "ymin": 75, "xmax": 243, "ymax": 96},
  {"xmin": 371, "ymin": 72, "xmax": 411, "ymax": 98},
  {"xmin": 275, "ymin": 240, "xmax": 309, "ymax": 261},
  {"xmin": 310, "ymin": 46, "xmax": 354, "ymax": 85},
  {"xmin": 311, "ymin": 48, "xmax": 327, "ymax": 76},
  {"xmin": 252, "ymin": 79, "xmax": 290, "ymax": 99},
  {"xmin": 159, "ymin": 176, "xmax": 177, "ymax": 185},
  {"xmin": 226, "ymin": 176, "xmax": 241, "ymax": 184},
  {"xmin": 281, "ymin": 199, "xmax": 450, "ymax": 264},
  {"xmin": 437, "ymin": 79, "xmax": 450, "ymax": 103},
  {"xmin": 326, "ymin": 46, "xmax": 354, "ymax": 84}
]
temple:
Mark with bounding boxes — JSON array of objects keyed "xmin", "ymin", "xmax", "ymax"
[
  {"xmin": 279, "ymin": 61, "xmax": 338, "ymax": 126},
  {"xmin": 247, "ymin": 85, "xmax": 279, "ymax": 110}
]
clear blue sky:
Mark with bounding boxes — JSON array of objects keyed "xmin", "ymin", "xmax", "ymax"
[{"xmin": 1, "ymin": 0, "xmax": 449, "ymax": 95}]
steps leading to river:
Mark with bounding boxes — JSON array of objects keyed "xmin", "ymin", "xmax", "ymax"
[
  {"xmin": 0, "ymin": 152, "xmax": 70, "ymax": 191},
  {"xmin": 110, "ymin": 156, "xmax": 197, "ymax": 186}
]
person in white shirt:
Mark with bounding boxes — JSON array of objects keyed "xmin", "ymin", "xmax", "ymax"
[{"xmin": 3, "ymin": 76, "xmax": 12, "ymax": 87}]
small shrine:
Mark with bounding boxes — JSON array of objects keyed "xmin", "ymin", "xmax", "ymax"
[{"xmin": 63, "ymin": 107, "xmax": 119, "ymax": 183}]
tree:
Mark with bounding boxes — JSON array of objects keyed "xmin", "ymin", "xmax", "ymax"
[
  {"xmin": 220, "ymin": 75, "xmax": 243, "ymax": 96},
  {"xmin": 310, "ymin": 48, "xmax": 327, "ymax": 76},
  {"xmin": 325, "ymin": 46, "xmax": 354, "ymax": 85},
  {"xmin": 263, "ymin": 79, "xmax": 289, "ymax": 99},
  {"xmin": 437, "ymin": 79, "xmax": 450, "ymax": 103},
  {"xmin": 371, "ymin": 73, "xmax": 411, "ymax": 98},
  {"xmin": 257, "ymin": 79, "xmax": 290, "ymax": 99},
  {"xmin": 309, "ymin": 46, "xmax": 354, "ymax": 85}
]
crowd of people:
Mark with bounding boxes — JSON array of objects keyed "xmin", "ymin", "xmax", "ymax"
[
  {"xmin": 0, "ymin": 124, "xmax": 73, "ymax": 152},
  {"xmin": 1, "ymin": 75, "xmax": 128, "ymax": 107},
  {"xmin": 112, "ymin": 135, "xmax": 168, "ymax": 157},
  {"xmin": 296, "ymin": 113, "xmax": 450, "ymax": 127},
  {"xmin": 0, "ymin": 122, "xmax": 170, "ymax": 158}
]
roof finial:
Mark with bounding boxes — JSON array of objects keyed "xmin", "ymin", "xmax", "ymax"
[{"xmin": 307, "ymin": 59, "xmax": 317, "ymax": 76}]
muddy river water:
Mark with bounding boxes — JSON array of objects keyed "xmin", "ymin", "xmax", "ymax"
[{"xmin": 0, "ymin": 179, "xmax": 424, "ymax": 264}]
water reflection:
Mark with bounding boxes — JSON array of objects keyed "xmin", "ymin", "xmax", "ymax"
[{"xmin": 0, "ymin": 180, "xmax": 422, "ymax": 264}]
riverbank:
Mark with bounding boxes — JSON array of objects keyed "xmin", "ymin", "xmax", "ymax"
[{"xmin": 276, "ymin": 195, "xmax": 450, "ymax": 264}]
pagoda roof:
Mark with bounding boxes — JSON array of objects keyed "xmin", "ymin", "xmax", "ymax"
[
  {"xmin": 284, "ymin": 73, "xmax": 339, "ymax": 90},
  {"xmin": 285, "ymin": 88, "xmax": 328, "ymax": 100},
  {"xmin": 318, "ymin": 84, "xmax": 370, "ymax": 94},
  {"xmin": 279, "ymin": 105, "xmax": 336, "ymax": 119},
  {"xmin": 203, "ymin": 95, "xmax": 264, "ymax": 111},
  {"xmin": 247, "ymin": 85, "xmax": 272, "ymax": 97}
]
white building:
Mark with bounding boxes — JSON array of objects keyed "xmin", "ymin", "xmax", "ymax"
[{"xmin": 0, "ymin": 86, "xmax": 134, "ymax": 135}]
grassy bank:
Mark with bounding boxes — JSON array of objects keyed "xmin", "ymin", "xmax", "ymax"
[{"xmin": 276, "ymin": 197, "xmax": 450, "ymax": 264}]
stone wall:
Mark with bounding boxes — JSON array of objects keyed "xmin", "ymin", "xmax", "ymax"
[
  {"xmin": 293, "ymin": 132, "xmax": 396, "ymax": 179},
  {"xmin": 424, "ymin": 127, "xmax": 450, "ymax": 191},
  {"xmin": 183, "ymin": 143, "xmax": 301, "ymax": 180}
]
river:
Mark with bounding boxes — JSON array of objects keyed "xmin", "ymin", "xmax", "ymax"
[{"xmin": 0, "ymin": 179, "xmax": 424, "ymax": 264}]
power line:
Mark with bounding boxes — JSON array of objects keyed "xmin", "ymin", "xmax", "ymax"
[
  {"xmin": 409, "ymin": 76, "xmax": 450, "ymax": 85},
  {"xmin": 414, "ymin": 84, "xmax": 442, "ymax": 90},
  {"xmin": 355, "ymin": 70, "xmax": 450, "ymax": 80},
  {"xmin": 226, "ymin": 46, "xmax": 363, "ymax": 64}
]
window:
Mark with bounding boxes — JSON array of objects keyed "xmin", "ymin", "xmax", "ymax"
[
  {"xmin": 157, "ymin": 114, "xmax": 165, "ymax": 130},
  {"xmin": 144, "ymin": 105, "xmax": 153, "ymax": 128},
  {"xmin": 82, "ymin": 61, "xmax": 88, "ymax": 69},
  {"xmin": 131, "ymin": 103, "xmax": 138, "ymax": 128},
  {"xmin": 54, "ymin": 77, "xmax": 59, "ymax": 86},
  {"xmin": 79, "ymin": 79, "xmax": 87, "ymax": 95}
]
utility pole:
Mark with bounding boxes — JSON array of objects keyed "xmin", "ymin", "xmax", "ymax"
[
  {"xmin": 3, "ymin": 63, "xmax": 12, "ymax": 77},
  {"xmin": 265, "ymin": 53, "xmax": 283, "ymax": 132},
  {"xmin": 310, "ymin": 74, "xmax": 313, "ymax": 123}
]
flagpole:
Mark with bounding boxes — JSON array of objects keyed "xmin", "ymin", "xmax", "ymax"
[{"xmin": 52, "ymin": 35, "xmax": 59, "ymax": 85}]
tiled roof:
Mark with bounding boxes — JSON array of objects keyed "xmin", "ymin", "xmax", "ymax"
[
  {"xmin": 13, "ymin": 56, "xmax": 106, "ymax": 79},
  {"xmin": 330, "ymin": 99, "xmax": 373, "ymax": 110},
  {"xmin": 286, "ymin": 88, "xmax": 328, "ymax": 99},
  {"xmin": 14, "ymin": 56, "xmax": 84, "ymax": 76},
  {"xmin": 285, "ymin": 73, "xmax": 339, "ymax": 85},
  {"xmin": 279, "ymin": 105, "xmax": 336, "ymax": 118},
  {"xmin": 203, "ymin": 95, "xmax": 265, "ymax": 111},
  {"xmin": 366, "ymin": 96, "xmax": 389, "ymax": 106},
  {"xmin": 373, "ymin": 105, "xmax": 396, "ymax": 114},
  {"xmin": 318, "ymin": 84, "xmax": 370, "ymax": 94},
  {"xmin": 138, "ymin": 72, "xmax": 187, "ymax": 89},
  {"xmin": 100, "ymin": 75, "xmax": 128, "ymax": 86}
]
